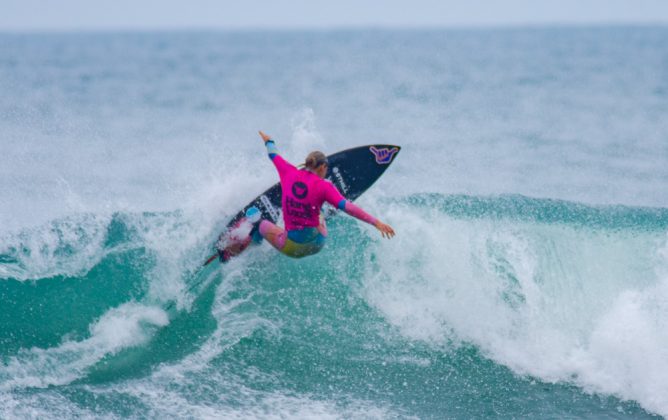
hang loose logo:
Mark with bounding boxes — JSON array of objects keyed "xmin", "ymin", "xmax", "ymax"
[{"xmin": 369, "ymin": 146, "xmax": 399, "ymax": 165}]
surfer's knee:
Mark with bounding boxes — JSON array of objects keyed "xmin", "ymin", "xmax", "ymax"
[
  {"xmin": 259, "ymin": 221, "xmax": 288, "ymax": 250},
  {"xmin": 258, "ymin": 220, "xmax": 272, "ymax": 237}
]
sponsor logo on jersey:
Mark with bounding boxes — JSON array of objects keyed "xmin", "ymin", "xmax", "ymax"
[{"xmin": 291, "ymin": 181, "xmax": 308, "ymax": 199}]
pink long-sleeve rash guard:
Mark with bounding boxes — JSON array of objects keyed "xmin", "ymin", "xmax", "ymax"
[{"xmin": 266, "ymin": 141, "xmax": 377, "ymax": 231}]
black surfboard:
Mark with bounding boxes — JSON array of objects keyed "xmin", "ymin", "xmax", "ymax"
[{"xmin": 203, "ymin": 144, "xmax": 401, "ymax": 265}]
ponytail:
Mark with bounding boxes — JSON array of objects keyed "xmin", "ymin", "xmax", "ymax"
[{"xmin": 305, "ymin": 151, "xmax": 328, "ymax": 170}]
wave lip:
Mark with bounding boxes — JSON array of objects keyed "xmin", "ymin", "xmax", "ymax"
[
  {"xmin": 0, "ymin": 302, "xmax": 168, "ymax": 391},
  {"xmin": 0, "ymin": 213, "xmax": 113, "ymax": 281},
  {"xmin": 403, "ymin": 193, "xmax": 668, "ymax": 231},
  {"xmin": 366, "ymin": 193, "xmax": 668, "ymax": 417}
]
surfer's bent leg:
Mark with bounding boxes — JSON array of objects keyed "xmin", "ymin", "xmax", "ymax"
[{"xmin": 259, "ymin": 220, "xmax": 288, "ymax": 250}]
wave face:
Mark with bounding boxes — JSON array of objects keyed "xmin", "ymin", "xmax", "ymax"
[
  {"xmin": 1, "ymin": 27, "xmax": 667, "ymax": 418},
  {"xmin": 1, "ymin": 194, "xmax": 667, "ymax": 418}
]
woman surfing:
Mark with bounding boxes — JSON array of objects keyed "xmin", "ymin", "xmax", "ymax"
[{"xmin": 246, "ymin": 130, "xmax": 395, "ymax": 258}]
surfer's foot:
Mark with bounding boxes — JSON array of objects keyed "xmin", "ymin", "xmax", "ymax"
[{"xmin": 245, "ymin": 206, "xmax": 263, "ymax": 243}]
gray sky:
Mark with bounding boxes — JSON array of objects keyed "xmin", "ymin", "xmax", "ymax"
[{"xmin": 2, "ymin": 0, "xmax": 668, "ymax": 31}]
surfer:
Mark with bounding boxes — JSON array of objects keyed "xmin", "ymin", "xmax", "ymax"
[{"xmin": 248, "ymin": 130, "xmax": 395, "ymax": 258}]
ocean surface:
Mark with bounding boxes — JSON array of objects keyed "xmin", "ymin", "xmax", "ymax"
[{"xmin": 1, "ymin": 26, "xmax": 667, "ymax": 418}]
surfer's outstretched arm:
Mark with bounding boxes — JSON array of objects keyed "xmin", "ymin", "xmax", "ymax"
[
  {"xmin": 259, "ymin": 131, "xmax": 295, "ymax": 175},
  {"xmin": 260, "ymin": 130, "xmax": 279, "ymax": 160},
  {"xmin": 340, "ymin": 199, "xmax": 395, "ymax": 239},
  {"xmin": 323, "ymin": 184, "xmax": 396, "ymax": 239}
]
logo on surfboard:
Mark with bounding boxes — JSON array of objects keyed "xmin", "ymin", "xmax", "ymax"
[
  {"xmin": 259, "ymin": 194, "xmax": 281, "ymax": 221},
  {"xmin": 331, "ymin": 166, "xmax": 349, "ymax": 194},
  {"xmin": 369, "ymin": 146, "xmax": 399, "ymax": 165}
]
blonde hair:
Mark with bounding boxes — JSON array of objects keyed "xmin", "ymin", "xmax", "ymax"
[{"xmin": 304, "ymin": 151, "xmax": 328, "ymax": 170}]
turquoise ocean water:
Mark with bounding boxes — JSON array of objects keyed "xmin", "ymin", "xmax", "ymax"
[{"xmin": 1, "ymin": 27, "xmax": 668, "ymax": 418}]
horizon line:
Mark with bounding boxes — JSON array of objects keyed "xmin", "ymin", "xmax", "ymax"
[{"xmin": 2, "ymin": 20, "xmax": 667, "ymax": 35}]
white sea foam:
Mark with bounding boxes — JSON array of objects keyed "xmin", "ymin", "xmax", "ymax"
[
  {"xmin": 0, "ymin": 391, "xmax": 116, "ymax": 420},
  {"xmin": 289, "ymin": 107, "xmax": 327, "ymax": 160},
  {"xmin": 363, "ymin": 202, "xmax": 668, "ymax": 416},
  {"xmin": 0, "ymin": 213, "xmax": 111, "ymax": 281}
]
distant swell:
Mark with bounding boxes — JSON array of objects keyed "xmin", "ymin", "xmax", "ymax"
[{"xmin": 403, "ymin": 193, "xmax": 668, "ymax": 230}]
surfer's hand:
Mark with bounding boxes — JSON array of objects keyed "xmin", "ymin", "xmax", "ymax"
[
  {"xmin": 259, "ymin": 131, "xmax": 272, "ymax": 143},
  {"xmin": 375, "ymin": 220, "xmax": 395, "ymax": 239}
]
